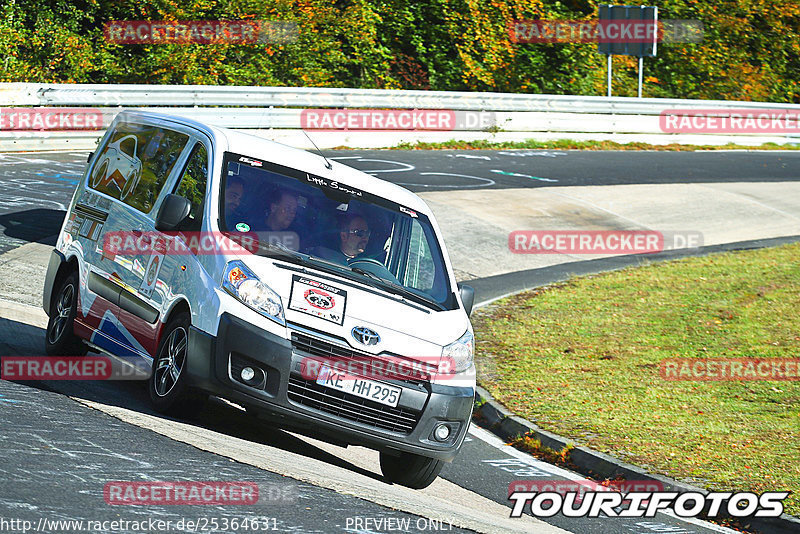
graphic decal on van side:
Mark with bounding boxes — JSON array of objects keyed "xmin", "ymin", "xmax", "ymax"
[{"xmin": 88, "ymin": 124, "xmax": 189, "ymax": 213}]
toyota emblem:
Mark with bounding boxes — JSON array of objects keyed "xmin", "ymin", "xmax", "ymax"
[{"xmin": 351, "ymin": 326, "xmax": 380, "ymax": 346}]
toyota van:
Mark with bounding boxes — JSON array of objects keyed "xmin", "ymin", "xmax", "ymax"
[{"xmin": 42, "ymin": 111, "xmax": 476, "ymax": 489}]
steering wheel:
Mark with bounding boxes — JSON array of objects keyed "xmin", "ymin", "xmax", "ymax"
[
  {"xmin": 347, "ymin": 257, "xmax": 385, "ymax": 268},
  {"xmin": 347, "ymin": 257, "xmax": 402, "ymax": 285}
]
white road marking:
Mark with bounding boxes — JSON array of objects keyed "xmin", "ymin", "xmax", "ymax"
[
  {"xmin": 329, "ymin": 156, "xmax": 416, "ymax": 173},
  {"xmin": 350, "ymin": 159, "xmax": 415, "ymax": 173},
  {"xmin": 490, "ymin": 169, "xmax": 558, "ymax": 182},
  {"xmin": 497, "ymin": 151, "xmax": 567, "ymax": 158},
  {"xmin": 400, "ymin": 172, "xmax": 495, "ymax": 188},
  {"xmin": 449, "ymin": 154, "xmax": 491, "ymax": 160}
]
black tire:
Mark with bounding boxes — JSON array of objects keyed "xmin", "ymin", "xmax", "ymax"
[
  {"xmin": 149, "ymin": 312, "xmax": 206, "ymax": 416},
  {"xmin": 379, "ymin": 451, "xmax": 444, "ymax": 489},
  {"xmin": 45, "ymin": 271, "xmax": 88, "ymax": 356}
]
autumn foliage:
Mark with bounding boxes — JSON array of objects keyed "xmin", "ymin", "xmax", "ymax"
[{"xmin": 2, "ymin": 0, "xmax": 798, "ymax": 102}]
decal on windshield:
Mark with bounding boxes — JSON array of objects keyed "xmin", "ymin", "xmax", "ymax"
[{"xmin": 288, "ymin": 275, "xmax": 347, "ymax": 325}]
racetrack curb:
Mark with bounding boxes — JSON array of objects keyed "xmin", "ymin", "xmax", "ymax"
[
  {"xmin": 472, "ymin": 386, "xmax": 800, "ymax": 534},
  {"xmin": 469, "ymin": 236, "xmax": 800, "ymax": 534},
  {"xmin": 470, "ymin": 234, "xmax": 800, "ymax": 309}
]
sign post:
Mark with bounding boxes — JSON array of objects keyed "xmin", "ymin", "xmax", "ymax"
[{"xmin": 598, "ymin": 5, "xmax": 658, "ymax": 98}]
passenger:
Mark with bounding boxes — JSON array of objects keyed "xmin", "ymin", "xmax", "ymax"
[
  {"xmin": 259, "ymin": 190, "xmax": 300, "ymax": 251},
  {"xmin": 263, "ymin": 191, "xmax": 298, "ymax": 231},
  {"xmin": 224, "ymin": 175, "xmax": 246, "ymax": 230}
]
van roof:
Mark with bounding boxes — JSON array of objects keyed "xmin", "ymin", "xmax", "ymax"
[{"xmin": 118, "ymin": 110, "xmax": 431, "ymax": 215}]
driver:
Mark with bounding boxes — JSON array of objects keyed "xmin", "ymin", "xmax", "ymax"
[
  {"xmin": 339, "ymin": 215, "xmax": 371, "ymax": 260},
  {"xmin": 309, "ymin": 214, "xmax": 371, "ymax": 265}
]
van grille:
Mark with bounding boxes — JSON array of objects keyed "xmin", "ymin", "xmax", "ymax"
[
  {"xmin": 290, "ymin": 331, "xmax": 437, "ymax": 383},
  {"xmin": 287, "ymin": 375, "xmax": 420, "ymax": 434}
]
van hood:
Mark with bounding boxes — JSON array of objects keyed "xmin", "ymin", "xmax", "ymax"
[{"xmin": 241, "ymin": 256, "xmax": 468, "ymax": 360}]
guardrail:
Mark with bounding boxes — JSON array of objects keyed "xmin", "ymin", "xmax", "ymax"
[
  {"xmin": 1, "ymin": 83, "xmax": 799, "ymax": 151},
  {"xmin": 5, "ymin": 82, "xmax": 800, "ymax": 113}
]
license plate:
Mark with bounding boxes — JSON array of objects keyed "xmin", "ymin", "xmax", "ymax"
[{"xmin": 316, "ymin": 365, "xmax": 401, "ymax": 407}]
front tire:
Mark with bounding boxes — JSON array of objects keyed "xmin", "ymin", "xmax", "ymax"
[
  {"xmin": 45, "ymin": 271, "xmax": 88, "ymax": 356},
  {"xmin": 380, "ymin": 451, "xmax": 444, "ymax": 489},
  {"xmin": 149, "ymin": 313, "xmax": 206, "ymax": 416}
]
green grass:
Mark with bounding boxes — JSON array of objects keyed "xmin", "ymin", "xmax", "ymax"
[
  {"xmin": 472, "ymin": 243, "xmax": 800, "ymax": 516},
  {"xmin": 381, "ymin": 139, "xmax": 800, "ymax": 151}
]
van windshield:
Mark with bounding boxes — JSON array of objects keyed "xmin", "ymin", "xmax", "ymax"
[{"xmin": 220, "ymin": 152, "xmax": 455, "ymax": 309}]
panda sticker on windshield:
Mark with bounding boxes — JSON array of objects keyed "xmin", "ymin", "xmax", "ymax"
[{"xmin": 288, "ymin": 275, "xmax": 347, "ymax": 325}]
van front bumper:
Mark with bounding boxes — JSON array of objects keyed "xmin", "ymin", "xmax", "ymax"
[{"xmin": 185, "ymin": 313, "xmax": 474, "ymax": 462}]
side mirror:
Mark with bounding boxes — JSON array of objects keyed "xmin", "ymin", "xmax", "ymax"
[
  {"xmin": 155, "ymin": 194, "xmax": 191, "ymax": 231},
  {"xmin": 458, "ymin": 283, "xmax": 475, "ymax": 317}
]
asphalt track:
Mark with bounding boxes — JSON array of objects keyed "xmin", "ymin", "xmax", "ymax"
[
  {"xmin": 327, "ymin": 150, "xmax": 800, "ymax": 190},
  {"xmin": 0, "ymin": 149, "xmax": 796, "ymax": 533},
  {"xmin": 2, "ymin": 149, "xmax": 798, "ymax": 254}
]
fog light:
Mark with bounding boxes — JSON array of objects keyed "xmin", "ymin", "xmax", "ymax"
[
  {"xmin": 434, "ymin": 424, "xmax": 451, "ymax": 442},
  {"xmin": 241, "ymin": 367, "xmax": 255, "ymax": 382}
]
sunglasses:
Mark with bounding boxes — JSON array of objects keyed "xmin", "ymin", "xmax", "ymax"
[{"xmin": 346, "ymin": 229, "xmax": 371, "ymax": 238}]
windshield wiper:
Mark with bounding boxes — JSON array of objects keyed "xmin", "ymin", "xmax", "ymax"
[
  {"xmin": 349, "ymin": 267, "xmax": 445, "ymax": 311},
  {"xmin": 256, "ymin": 240, "xmax": 301, "ymax": 259}
]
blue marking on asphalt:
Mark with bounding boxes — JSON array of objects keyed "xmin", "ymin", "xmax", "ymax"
[
  {"xmin": 35, "ymin": 172, "xmax": 81, "ymax": 184},
  {"xmin": 0, "ymin": 394, "xmax": 22, "ymax": 404}
]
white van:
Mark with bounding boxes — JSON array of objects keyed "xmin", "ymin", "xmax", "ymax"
[{"xmin": 42, "ymin": 111, "xmax": 476, "ymax": 488}]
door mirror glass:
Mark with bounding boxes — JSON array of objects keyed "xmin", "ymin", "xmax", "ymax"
[
  {"xmin": 155, "ymin": 194, "xmax": 191, "ymax": 231},
  {"xmin": 458, "ymin": 283, "xmax": 475, "ymax": 317}
]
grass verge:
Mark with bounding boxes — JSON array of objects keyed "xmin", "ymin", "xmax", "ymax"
[
  {"xmin": 472, "ymin": 242, "xmax": 800, "ymax": 516},
  {"xmin": 383, "ymin": 139, "xmax": 800, "ymax": 151}
]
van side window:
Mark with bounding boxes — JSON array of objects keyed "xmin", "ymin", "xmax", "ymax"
[
  {"xmin": 401, "ymin": 219, "xmax": 436, "ymax": 292},
  {"xmin": 88, "ymin": 123, "xmax": 189, "ymax": 213},
  {"xmin": 174, "ymin": 143, "xmax": 209, "ymax": 232}
]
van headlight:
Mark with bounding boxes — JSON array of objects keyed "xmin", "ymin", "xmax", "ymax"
[
  {"xmin": 222, "ymin": 260, "xmax": 284, "ymax": 325},
  {"xmin": 442, "ymin": 330, "xmax": 474, "ymax": 373}
]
